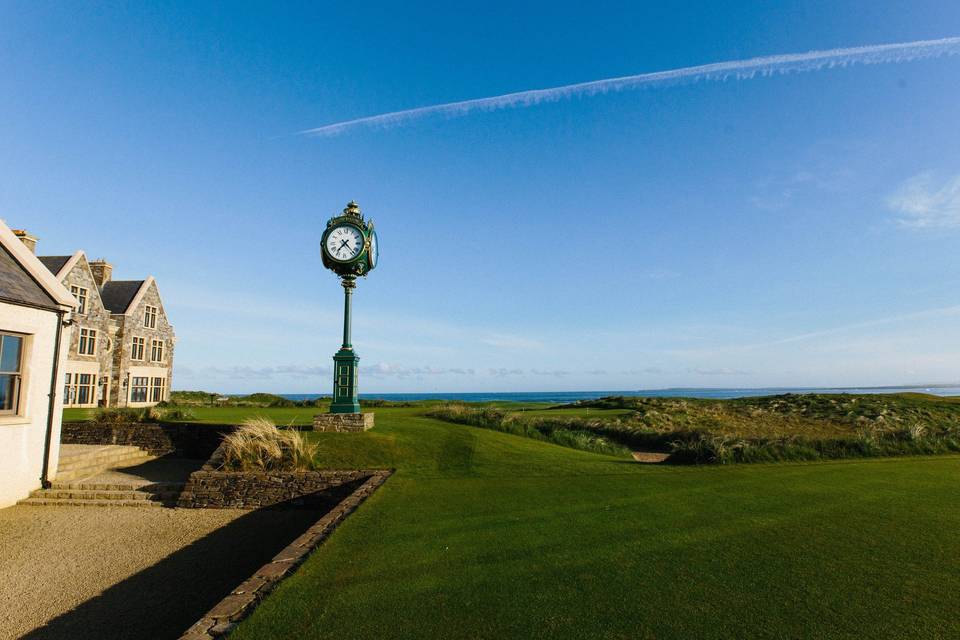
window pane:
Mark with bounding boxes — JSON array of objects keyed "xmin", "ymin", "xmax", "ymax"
[
  {"xmin": 1, "ymin": 335, "xmax": 22, "ymax": 373},
  {"xmin": 0, "ymin": 374, "xmax": 12, "ymax": 410}
]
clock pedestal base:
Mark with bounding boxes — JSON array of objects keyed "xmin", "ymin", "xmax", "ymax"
[
  {"xmin": 313, "ymin": 413, "xmax": 375, "ymax": 433},
  {"xmin": 330, "ymin": 347, "xmax": 360, "ymax": 413}
]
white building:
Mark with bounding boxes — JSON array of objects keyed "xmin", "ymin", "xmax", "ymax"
[{"xmin": 0, "ymin": 222, "xmax": 75, "ymax": 508}]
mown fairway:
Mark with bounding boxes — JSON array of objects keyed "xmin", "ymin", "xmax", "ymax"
[{"xmin": 224, "ymin": 406, "xmax": 960, "ymax": 639}]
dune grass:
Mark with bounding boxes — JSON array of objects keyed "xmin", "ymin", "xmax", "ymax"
[
  {"xmin": 227, "ymin": 406, "xmax": 960, "ymax": 640},
  {"xmin": 425, "ymin": 394, "xmax": 960, "ymax": 464},
  {"xmin": 219, "ymin": 416, "xmax": 320, "ymax": 472}
]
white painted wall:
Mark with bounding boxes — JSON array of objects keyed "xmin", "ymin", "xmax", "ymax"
[{"xmin": 0, "ymin": 302, "xmax": 70, "ymax": 508}]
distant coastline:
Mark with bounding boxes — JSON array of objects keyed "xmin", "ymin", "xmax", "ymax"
[{"xmin": 270, "ymin": 385, "xmax": 960, "ymax": 404}]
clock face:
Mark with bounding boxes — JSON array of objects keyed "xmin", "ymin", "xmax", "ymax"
[
  {"xmin": 325, "ymin": 225, "xmax": 364, "ymax": 262},
  {"xmin": 369, "ymin": 231, "xmax": 378, "ymax": 268}
]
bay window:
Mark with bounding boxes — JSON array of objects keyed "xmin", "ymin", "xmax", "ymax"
[{"xmin": 130, "ymin": 377, "xmax": 149, "ymax": 403}]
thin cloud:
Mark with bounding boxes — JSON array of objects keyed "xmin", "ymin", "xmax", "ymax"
[
  {"xmin": 688, "ymin": 367, "xmax": 751, "ymax": 376},
  {"xmin": 622, "ymin": 367, "xmax": 669, "ymax": 375},
  {"xmin": 530, "ymin": 369, "xmax": 572, "ymax": 377},
  {"xmin": 889, "ymin": 172, "xmax": 960, "ymax": 228},
  {"xmin": 481, "ymin": 333, "xmax": 543, "ymax": 349},
  {"xmin": 363, "ymin": 364, "xmax": 475, "ymax": 378},
  {"xmin": 670, "ymin": 305, "xmax": 960, "ymax": 358},
  {"xmin": 301, "ymin": 37, "xmax": 960, "ymax": 137},
  {"xmin": 177, "ymin": 365, "xmax": 333, "ymax": 380},
  {"xmin": 488, "ymin": 368, "xmax": 525, "ymax": 377}
]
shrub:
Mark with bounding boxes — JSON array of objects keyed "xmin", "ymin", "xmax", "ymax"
[
  {"xmin": 294, "ymin": 397, "xmax": 330, "ymax": 408},
  {"xmin": 94, "ymin": 407, "xmax": 154, "ymax": 423},
  {"xmin": 169, "ymin": 390, "xmax": 220, "ymax": 406},
  {"xmin": 156, "ymin": 407, "xmax": 196, "ymax": 421},
  {"xmin": 361, "ymin": 399, "xmax": 415, "ymax": 408},
  {"xmin": 220, "ymin": 416, "xmax": 319, "ymax": 472}
]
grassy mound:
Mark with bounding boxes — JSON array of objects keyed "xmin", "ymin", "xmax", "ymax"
[{"xmin": 433, "ymin": 393, "xmax": 960, "ymax": 463}]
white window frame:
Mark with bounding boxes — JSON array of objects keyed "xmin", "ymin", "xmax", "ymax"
[
  {"xmin": 150, "ymin": 376, "xmax": 166, "ymax": 403},
  {"xmin": 150, "ymin": 339, "xmax": 164, "ymax": 363},
  {"xmin": 144, "ymin": 305, "xmax": 158, "ymax": 329},
  {"xmin": 78, "ymin": 327, "xmax": 97, "ymax": 356},
  {"xmin": 71, "ymin": 286, "xmax": 88, "ymax": 315},
  {"xmin": 130, "ymin": 376, "xmax": 149, "ymax": 403},
  {"xmin": 0, "ymin": 332, "xmax": 25, "ymax": 415},
  {"xmin": 131, "ymin": 336, "xmax": 145, "ymax": 361},
  {"xmin": 65, "ymin": 372, "xmax": 96, "ymax": 407}
]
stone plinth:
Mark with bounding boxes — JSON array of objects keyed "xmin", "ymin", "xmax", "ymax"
[{"xmin": 312, "ymin": 413, "xmax": 374, "ymax": 432}]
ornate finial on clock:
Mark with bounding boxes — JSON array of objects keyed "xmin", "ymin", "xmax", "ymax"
[{"xmin": 343, "ymin": 201, "xmax": 363, "ymax": 219}]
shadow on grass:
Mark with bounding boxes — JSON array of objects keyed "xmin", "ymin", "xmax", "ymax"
[{"xmin": 20, "ymin": 492, "xmax": 353, "ymax": 640}]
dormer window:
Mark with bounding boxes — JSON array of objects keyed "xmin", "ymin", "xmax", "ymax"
[
  {"xmin": 144, "ymin": 305, "xmax": 158, "ymax": 329},
  {"xmin": 71, "ymin": 286, "xmax": 88, "ymax": 315}
]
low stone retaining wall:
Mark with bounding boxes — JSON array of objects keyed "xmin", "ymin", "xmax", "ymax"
[
  {"xmin": 312, "ymin": 412, "xmax": 375, "ymax": 432},
  {"xmin": 176, "ymin": 469, "xmax": 383, "ymax": 509},
  {"xmin": 180, "ymin": 470, "xmax": 392, "ymax": 639},
  {"xmin": 61, "ymin": 422, "xmax": 234, "ymax": 459}
]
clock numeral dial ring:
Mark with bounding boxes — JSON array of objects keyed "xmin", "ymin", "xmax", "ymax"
[{"xmin": 324, "ymin": 225, "xmax": 365, "ymax": 262}]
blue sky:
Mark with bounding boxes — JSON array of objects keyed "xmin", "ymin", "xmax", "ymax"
[{"xmin": 2, "ymin": 2, "xmax": 959, "ymax": 393}]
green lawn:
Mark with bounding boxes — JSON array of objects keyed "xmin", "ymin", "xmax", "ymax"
[{"xmin": 227, "ymin": 406, "xmax": 960, "ymax": 639}]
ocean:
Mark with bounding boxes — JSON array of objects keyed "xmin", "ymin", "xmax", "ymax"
[{"xmin": 279, "ymin": 386, "xmax": 960, "ymax": 404}]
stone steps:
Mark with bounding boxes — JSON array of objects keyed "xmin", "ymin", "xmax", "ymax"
[
  {"xmin": 50, "ymin": 481, "xmax": 185, "ymax": 492},
  {"xmin": 19, "ymin": 482, "xmax": 185, "ymax": 508},
  {"xmin": 37, "ymin": 489, "xmax": 181, "ymax": 501},
  {"xmin": 18, "ymin": 497, "xmax": 166, "ymax": 508}
]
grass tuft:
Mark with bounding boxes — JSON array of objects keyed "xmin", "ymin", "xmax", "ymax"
[{"xmin": 220, "ymin": 416, "xmax": 320, "ymax": 472}]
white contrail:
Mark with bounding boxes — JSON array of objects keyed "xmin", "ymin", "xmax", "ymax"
[{"xmin": 300, "ymin": 36, "xmax": 960, "ymax": 137}]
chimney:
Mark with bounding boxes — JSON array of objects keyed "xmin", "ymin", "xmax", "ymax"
[
  {"xmin": 12, "ymin": 230, "xmax": 37, "ymax": 254},
  {"xmin": 89, "ymin": 259, "xmax": 113, "ymax": 286}
]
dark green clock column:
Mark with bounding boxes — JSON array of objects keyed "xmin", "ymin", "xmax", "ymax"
[
  {"xmin": 330, "ymin": 276, "xmax": 360, "ymax": 413},
  {"xmin": 315, "ymin": 201, "xmax": 379, "ymax": 431}
]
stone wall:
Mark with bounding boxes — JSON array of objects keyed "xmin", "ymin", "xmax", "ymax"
[
  {"xmin": 180, "ymin": 471, "xmax": 392, "ymax": 639},
  {"xmin": 111, "ymin": 279, "xmax": 177, "ymax": 406},
  {"xmin": 59, "ymin": 255, "xmax": 117, "ymax": 405},
  {"xmin": 313, "ymin": 412, "xmax": 375, "ymax": 432},
  {"xmin": 61, "ymin": 422, "xmax": 233, "ymax": 459},
  {"xmin": 176, "ymin": 469, "xmax": 381, "ymax": 509}
]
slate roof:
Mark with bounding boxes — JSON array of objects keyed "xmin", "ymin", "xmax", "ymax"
[
  {"xmin": 38, "ymin": 255, "xmax": 72, "ymax": 277},
  {"xmin": 0, "ymin": 244, "xmax": 58, "ymax": 309},
  {"xmin": 100, "ymin": 280, "xmax": 145, "ymax": 314}
]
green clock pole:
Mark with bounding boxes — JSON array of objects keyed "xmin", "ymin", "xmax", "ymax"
[
  {"xmin": 330, "ymin": 276, "xmax": 360, "ymax": 413},
  {"xmin": 314, "ymin": 200, "xmax": 378, "ymax": 432}
]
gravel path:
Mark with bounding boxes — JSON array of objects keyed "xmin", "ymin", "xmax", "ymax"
[{"xmin": 0, "ymin": 504, "xmax": 325, "ymax": 639}]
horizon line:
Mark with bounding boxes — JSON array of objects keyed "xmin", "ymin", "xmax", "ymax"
[{"xmin": 204, "ymin": 383, "xmax": 960, "ymax": 397}]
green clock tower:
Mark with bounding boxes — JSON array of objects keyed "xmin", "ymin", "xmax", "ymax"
[{"xmin": 316, "ymin": 201, "xmax": 379, "ymax": 428}]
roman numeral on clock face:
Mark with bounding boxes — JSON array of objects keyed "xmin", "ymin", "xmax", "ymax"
[{"xmin": 326, "ymin": 225, "xmax": 364, "ymax": 260}]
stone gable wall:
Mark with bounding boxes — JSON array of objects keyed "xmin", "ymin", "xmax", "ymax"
[
  {"xmin": 59, "ymin": 256, "xmax": 117, "ymax": 404},
  {"xmin": 111, "ymin": 280, "xmax": 177, "ymax": 406}
]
